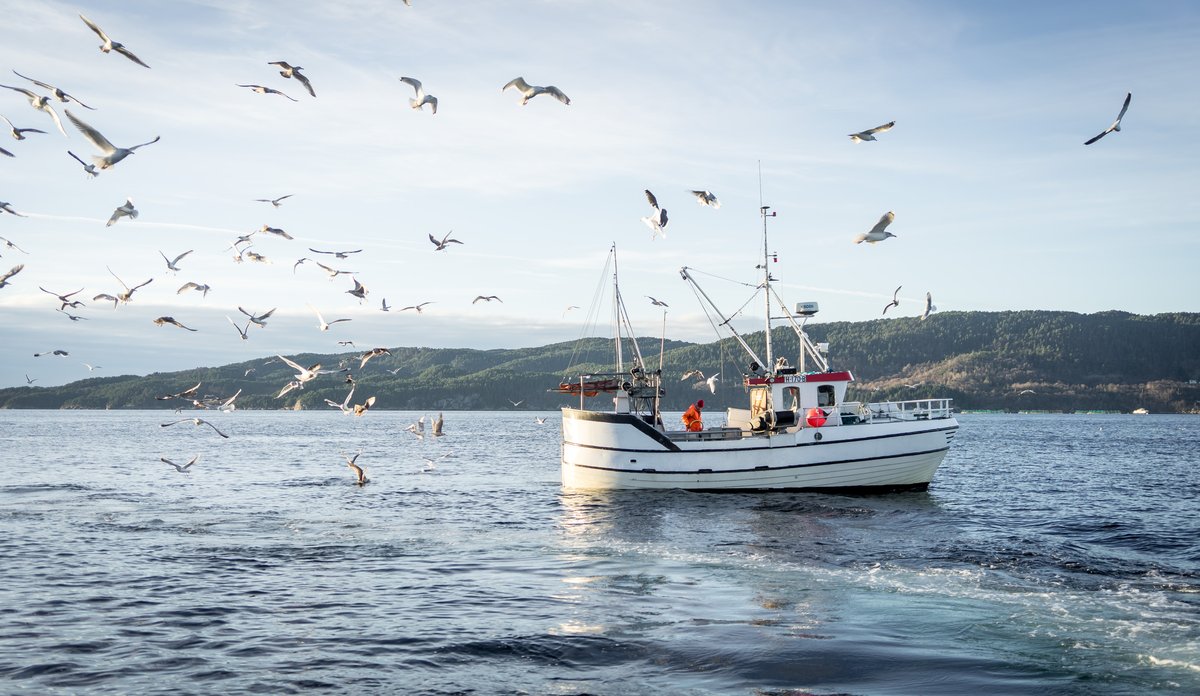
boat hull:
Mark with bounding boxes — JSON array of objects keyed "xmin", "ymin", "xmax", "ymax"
[{"xmin": 561, "ymin": 408, "xmax": 957, "ymax": 491}]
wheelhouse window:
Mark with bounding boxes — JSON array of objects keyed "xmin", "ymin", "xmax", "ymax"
[
  {"xmin": 817, "ymin": 385, "xmax": 836, "ymax": 407},
  {"xmin": 784, "ymin": 387, "xmax": 800, "ymax": 411}
]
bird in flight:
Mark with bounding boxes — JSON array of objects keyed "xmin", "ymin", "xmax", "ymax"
[
  {"xmin": 346, "ymin": 277, "xmax": 369, "ymax": 301},
  {"xmin": 11, "ymin": 70, "xmax": 95, "ymax": 110},
  {"xmin": 690, "ymin": 190, "xmax": 720, "ymax": 208},
  {"xmin": 238, "ymin": 306, "xmax": 276, "ymax": 328},
  {"xmin": 259, "ymin": 224, "xmax": 293, "ymax": 240},
  {"xmin": 106, "ymin": 198, "xmax": 138, "ymax": 226},
  {"xmin": 177, "ymin": 281, "xmax": 211, "ymax": 298},
  {"xmin": 473, "ymin": 295, "xmax": 502, "ymax": 304},
  {"xmin": 848, "ymin": 121, "xmax": 894, "ymax": 143},
  {"xmin": 153, "ymin": 316, "xmax": 198, "ymax": 332},
  {"xmin": 429, "ymin": 231, "xmax": 462, "ymax": 251},
  {"xmin": 160, "ymin": 418, "xmax": 229, "ymax": 438},
  {"xmin": 309, "ymin": 304, "xmax": 352, "ymax": 331},
  {"xmin": 310, "ymin": 247, "xmax": 361, "ymax": 259},
  {"xmin": 1084, "ymin": 92, "xmax": 1132, "ymax": 145},
  {"xmin": 255, "ymin": 194, "xmax": 294, "ymax": 207},
  {"xmin": 237, "ymin": 84, "xmax": 298, "ymax": 102},
  {"xmin": 0, "ymin": 85, "xmax": 67, "ymax": 136},
  {"xmin": 400, "ymin": 301, "xmax": 433, "ymax": 313},
  {"xmin": 502, "ymin": 77, "xmax": 570, "ymax": 106},
  {"xmin": 681, "ymin": 369, "xmax": 706, "ymax": 382},
  {"xmin": 641, "ymin": 189, "xmax": 668, "ymax": 239},
  {"xmin": 268, "ymin": 61, "xmax": 315, "ymax": 97},
  {"xmin": 25, "ymin": 374, "xmax": 37, "ymax": 385},
  {"xmin": 882, "ymin": 285, "xmax": 902, "ymax": 315},
  {"xmin": 342, "ymin": 452, "xmax": 368, "ymax": 485},
  {"xmin": 160, "ymin": 455, "xmax": 199, "ymax": 473},
  {"xmin": 359, "ymin": 347, "xmax": 390, "ymax": 369},
  {"xmin": 227, "ymin": 316, "xmax": 250, "ymax": 340},
  {"xmin": 0, "ymin": 201, "xmax": 26, "ymax": 217},
  {"xmin": 107, "ymin": 266, "xmax": 153, "ymax": 303},
  {"xmin": 33, "ymin": 349, "xmax": 69, "ymax": 357},
  {"xmin": 921, "ymin": 292, "xmax": 937, "ymax": 321},
  {"xmin": 159, "ymin": 249, "xmax": 193, "ymax": 273},
  {"xmin": 399, "ymin": 76, "xmax": 437, "ymax": 113},
  {"xmin": 646, "ymin": 296, "xmax": 669, "ymax": 307},
  {"xmin": 67, "ymin": 151, "xmax": 99, "ymax": 178},
  {"xmin": 40, "ymin": 286, "xmax": 85, "ymax": 310},
  {"xmin": 65, "ymin": 109, "xmax": 160, "ymax": 170},
  {"xmin": 0, "ymin": 264, "xmax": 24, "ymax": 289},
  {"xmin": 1, "ymin": 114, "xmax": 46, "ymax": 140},
  {"xmin": 79, "ymin": 14, "xmax": 151, "ymax": 67},
  {"xmin": 853, "ymin": 211, "xmax": 897, "ymax": 244}
]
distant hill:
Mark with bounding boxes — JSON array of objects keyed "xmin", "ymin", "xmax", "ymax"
[{"xmin": 2, "ymin": 311, "xmax": 1198, "ymax": 413}]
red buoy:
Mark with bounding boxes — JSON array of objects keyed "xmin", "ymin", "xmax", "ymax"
[{"xmin": 806, "ymin": 407, "xmax": 827, "ymax": 427}]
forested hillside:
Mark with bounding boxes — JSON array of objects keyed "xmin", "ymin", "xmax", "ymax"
[{"xmin": 2, "ymin": 311, "xmax": 1197, "ymax": 413}]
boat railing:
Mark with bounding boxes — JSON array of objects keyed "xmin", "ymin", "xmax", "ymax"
[{"xmin": 864, "ymin": 398, "xmax": 954, "ymax": 422}]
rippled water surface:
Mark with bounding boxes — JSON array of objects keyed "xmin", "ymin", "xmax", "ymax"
[{"xmin": 0, "ymin": 411, "xmax": 1197, "ymax": 694}]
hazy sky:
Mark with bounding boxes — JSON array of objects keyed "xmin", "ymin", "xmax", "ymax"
[{"xmin": 1, "ymin": 0, "xmax": 1197, "ymax": 388}]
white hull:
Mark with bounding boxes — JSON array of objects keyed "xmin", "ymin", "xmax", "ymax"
[{"xmin": 561, "ymin": 408, "xmax": 958, "ymax": 491}]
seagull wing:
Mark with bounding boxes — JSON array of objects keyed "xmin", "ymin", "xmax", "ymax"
[
  {"xmin": 78, "ymin": 14, "xmax": 110, "ymax": 43},
  {"xmin": 543, "ymin": 86, "xmax": 570, "ymax": 105},
  {"xmin": 294, "ymin": 71, "xmax": 315, "ymax": 97},
  {"xmin": 11, "ymin": 70, "xmax": 55, "ymax": 93},
  {"xmin": 1115, "ymin": 92, "xmax": 1131, "ymax": 124},
  {"xmin": 64, "ymin": 109, "xmax": 116, "ymax": 154},
  {"xmin": 502, "ymin": 76, "xmax": 531, "ymax": 94},
  {"xmin": 868, "ymin": 211, "xmax": 895, "ymax": 236},
  {"xmin": 644, "ymin": 189, "xmax": 659, "ymax": 210},
  {"xmin": 865, "ymin": 121, "xmax": 895, "ymax": 136},
  {"xmin": 171, "ymin": 250, "xmax": 194, "ymax": 266},
  {"xmin": 198, "ymin": 419, "xmax": 229, "ymax": 438},
  {"xmin": 114, "ymin": 45, "xmax": 151, "ymax": 68},
  {"xmin": 399, "ymin": 76, "xmax": 423, "ymax": 98},
  {"xmin": 277, "ymin": 354, "xmax": 304, "ymax": 372}
]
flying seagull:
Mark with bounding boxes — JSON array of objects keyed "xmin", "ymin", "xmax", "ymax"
[
  {"xmin": 641, "ymin": 189, "xmax": 668, "ymax": 239},
  {"xmin": 1084, "ymin": 92, "xmax": 1132, "ymax": 146},
  {"xmin": 107, "ymin": 266, "xmax": 152, "ymax": 303},
  {"xmin": 160, "ymin": 418, "xmax": 229, "ymax": 438},
  {"xmin": 267, "ymin": 61, "xmax": 315, "ymax": 97},
  {"xmin": 882, "ymin": 285, "xmax": 901, "ymax": 315},
  {"xmin": 380, "ymin": 298, "xmax": 391, "ymax": 312},
  {"xmin": 106, "ymin": 198, "xmax": 137, "ymax": 226},
  {"xmin": 849, "ymin": 121, "xmax": 894, "ymax": 143},
  {"xmin": 690, "ymin": 190, "xmax": 720, "ymax": 208},
  {"xmin": 0, "ymin": 201, "xmax": 26, "ymax": 217},
  {"xmin": 33, "ymin": 349, "xmax": 69, "ymax": 357},
  {"xmin": 255, "ymin": 194, "xmax": 293, "ymax": 207},
  {"xmin": 160, "ymin": 455, "xmax": 199, "ymax": 473},
  {"xmin": 309, "ymin": 304, "xmax": 352, "ymax": 331},
  {"xmin": 79, "ymin": 14, "xmax": 151, "ymax": 67},
  {"xmin": 1, "ymin": 236, "xmax": 28, "ymax": 253},
  {"xmin": 646, "ymin": 295, "xmax": 669, "ymax": 307},
  {"xmin": 65, "ymin": 109, "xmax": 160, "ymax": 169},
  {"xmin": 501, "ymin": 77, "xmax": 570, "ymax": 106},
  {"xmin": 238, "ymin": 306, "xmax": 275, "ymax": 328},
  {"xmin": 853, "ymin": 211, "xmax": 896, "ymax": 244},
  {"xmin": 0, "ymin": 85, "xmax": 67, "ymax": 136},
  {"xmin": 400, "ymin": 301, "xmax": 433, "ymax": 313},
  {"xmin": 226, "ymin": 316, "xmax": 250, "ymax": 340},
  {"xmin": 25, "ymin": 374, "xmax": 36, "ymax": 385},
  {"xmin": 342, "ymin": 451, "xmax": 368, "ymax": 486},
  {"xmin": 346, "ymin": 277, "xmax": 368, "ymax": 301},
  {"xmin": 359, "ymin": 347, "xmax": 390, "ymax": 369},
  {"xmin": 472, "ymin": 295, "xmax": 502, "ymax": 304},
  {"xmin": 11, "ymin": 70, "xmax": 96, "ymax": 109},
  {"xmin": 681, "ymin": 369, "xmax": 706, "ymax": 381},
  {"xmin": 703, "ymin": 373, "xmax": 720, "ymax": 394},
  {"xmin": 67, "ymin": 150, "xmax": 99, "ymax": 178},
  {"xmin": 155, "ymin": 382, "xmax": 202, "ymax": 401},
  {"xmin": 237, "ymin": 84, "xmax": 298, "ymax": 102},
  {"xmin": 432, "ymin": 412, "xmax": 445, "ymax": 437},
  {"xmin": 2, "ymin": 114, "xmax": 46, "ymax": 140},
  {"xmin": 177, "ymin": 281, "xmax": 211, "ymax": 298},
  {"xmin": 429, "ymin": 231, "xmax": 462, "ymax": 251},
  {"xmin": 399, "ymin": 76, "xmax": 437, "ymax": 113},
  {"xmin": 0, "ymin": 144, "xmax": 11, "ymax": 157},
  {"xmin": 310, "ymin": 248, "xmax": 361, "ymax": 259},
  {"xmin": 259, "ymin": 224, "xmax": 293, "ymax": 240},
  {"xmin": 160, "ymin": 249, "xmax": 193, "ymax": 272},
  {"xmin": 153, "ymin": 316, "xmax": 198, "ymax": 332},
  {"xmin": 39, "ymin": 286, "xmax": 85, "ymax": 310},
  {"xmin": 0, "ymin": 264, "xmax": 25, "ymax": 289},
  {"xmin": 277, "ymin": 354, "xmax": 324, "ymax": 386},
  {"xmin": 921, "ymin": 291, "xmax": 937, "ymax": 321}
]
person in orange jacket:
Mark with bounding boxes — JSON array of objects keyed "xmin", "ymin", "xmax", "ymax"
[{"xmin": 682, "ymin": 399, "xmax": 704, "ymax": 432}]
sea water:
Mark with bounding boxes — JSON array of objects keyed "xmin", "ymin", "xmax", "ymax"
[{"xmin": 0, "ymin": 411, "xmax": 1196, "ymax": 695}]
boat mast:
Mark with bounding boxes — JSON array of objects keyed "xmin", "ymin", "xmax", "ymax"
[
  {"xmin": 611, "ymin": 244, "xmax": 623, "ymax": 372},
  {"xmin": 760, "ymin": 204, "xmax": 775, "ymax": 375}
]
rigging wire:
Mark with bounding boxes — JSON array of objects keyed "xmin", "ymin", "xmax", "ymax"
[{"xmin": 562, "ymin": 249, "xmax": 613, "ymax": 379}]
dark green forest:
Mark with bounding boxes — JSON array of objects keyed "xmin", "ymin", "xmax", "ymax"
[{"xmin": 3, "ymin": 310, "xmax": 1198, "ymax": 413}]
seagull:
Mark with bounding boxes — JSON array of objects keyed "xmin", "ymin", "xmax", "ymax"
[
  {"xmin": 646, "ymin": 295, "xmax": 669, "ymax": 307},
  {"xmin": 39, "ymin": 286, "xmax": 86, "ymax": 310},
  {"xmin": 1084, "ymin": 92, "xmax": 1132, "ymax": 146},
  {"xmin": 237, "ymin": 84, "xmax": 298, "ymax": 102},
  {"xmin": 853, "ymin": 211, "xmax": 896, "ymax": 244},
  {"xmin": 277, "ymin": 354, "xmax": 324, "ymax": 385},
  {"xmin": 160, "ymin": 418, "xmax": 229, "ymax": 438},
  {"xmin": 342, "ymin": 452, "xmax": 368, "ymax": 485},
  {"xmin": 400, "ymin": 302, "xmax": 433, "ymax": 313},
  {"xmin": 420, "ymin": 452, "xmax": 451, "ymax": 472},
  {"xmin": 82, "ymin": 363, "xmax": 101, "ymax": 371},
  {"xmin": 238, "ymin": 306, "xmax": 275, "ymax": 328},
  {"xmin": 160, "ymin": 455, "xmax": 199, "ymax": 473},
  {"xmin": 92, "ymin": 293, "xmax": 119, "ymax": 308},
  {"xmin": 33, "ymin": 349, "xmax": 69, "ymax": 357},
  {"xmin": 690, "ymin": 190, "xmax": 720, "ymax": 208},
  {"xmin": 1018, "ymin": 389, "xmax": 1037, "ymax": 395},
  {"xmin": 882, "ymin": 285, "xmax": 901, "ymax": 315},
  {"xmin": 501, "ymin": 77, "xmax": 570, "ymax": 106},
  {"xmin": 0, "ymin": 236, "xmax": 28, "ymax": 253},
  {"xmin": 346, "ymin": 278, "xmax": 369, "ymax": 301},
  {"xmin": 353, "ymin": 396, "xmax": 376, "ymax": 417},
  {"xmin": 177, "ymin": 281, "xmax": 211, "ymax": 298},
  {"xmin": 510, "ymin": 399, "xmax": 524, "ymax": 407},
  {"xmin": 849, "ymin": 121, "xmax": 894, "ymax": 143},
  {"xmin": 325, "ymin": 387, "xmax": 356, "ymax": 414},
  {"xmin": 25, "ymin": 374, "xmax": 37, "ymax": 384},
  {"xmin": 921, "ymin": 291, "xmax": 937, "ymax": 321},
  {"xmin": 244, "ymin": 250, "xmax": 269, "ymax": 264},
  {"xmin": 310, "ymin": 304, "xmax": 352, "ymax": 331},
  {"xmin": 153, "ymin": 316, "xmax": 198, "ymax": 332},
  {"xmin": 159, "ymin": 249, "xmax": 193, "ymax": 273},
  {"xmin": 338, "ymin": 340, "xmax": 355, "ymax": 347},
  {"xmin": 562, "ymin": 305, "xmax": 579, "ymax": 317},
  {"xmin": 0, "ymin": 144, "xmax": 11, "ymax": 157},
  {"xmin": 0, "ymin": 201, "xmax": 26, "ymax": 217},
  {"xmin": 155, "ymin": 382, "xmax": 202, "ymax": 401},
  {"xmin": 65, "ymin": 109, "xmax": 160, "ymax": 169},
  {"xmin": 473, "ymin": 295, "xmax": 502, "ymax": 304},
  {"xmin": 255, "ymin": 194, "xmax": 294, "ymax": 207},
  {"xmin": 380, "ymin": 298, "xmax": 391, "ymax": 312},
  {"xmin": 406, "ymin": 415, "xmax": 427, "ymax": 435},
  {"xmin": 641, "ymin": 189, "xmax": 668, "ymax": 239},
  {"xmin": 106, "ymin": 198, "xmax": 138, "ymax": 226},
  {"xmin": 359, "ymin": 347, "xmax": 390, "ymax": 369},
  {"xmin": 11, "ymin": 71, "xmax": 95, "ymax": 109},
  {"xmin": 267, "ymin": 61, "xmax": 315, "ymax": 97},
  {"xmin": 226, "ymin": 314, "xmax": 250, "ymax": 340},
  {"xmin": 534, "ymin": 417, "xmax": 547, "ymax": 425},
  {"xmin": 0, "ymin": 85, "xmax": 67, "ymax": 136},
  {"xmin": 681, "ymin": 369, "xmax": 705, "ymax": 381},
  {"xmin": 309, "ymin": 248, "xmax": 361, "ymax": 259},
  {"xmin": 313, "ymin": 260, "xmax": 356, "ymax": 279},
  {"xmin": 1, "ymin": 114, "xmax": 46, "ymax": 140},
  {"xmin": 107, "ymin": 266, "xmax": 152, "ymax": 303},
  {"xmin": 219, "ymin": 389, "xmax": 242, "ymax": 412},
  {"xmin": 399, "ymin": 76, "xmax": 437, "ymax": 113},
  {"xmin": 58, "ymin": 309, "xmax": 88, "ymax": 322},
  {"xmin": 79, "ymin": 14, "xmax": 151, "ymax": 67},
  {"xmin": 67, "ymin": 150, "xmax": 99, "ymax": 178},
  {"xmin": 903, "ymin": 381, "xmax": 925, "ymax": 389},
  {"xmin": 704, "ymin": 373, "xmax": 720, "ymax": 394},
  {"xmin": 259, "ymin": 224, "xmax": 293, "ymax": 240},
  {"xmin": 432, "ymin": 412, "xmax": 445, "ymax": 437},
  {"xmin": 429, "ymin": 231, "xmax": 462, "ymax": 251}
]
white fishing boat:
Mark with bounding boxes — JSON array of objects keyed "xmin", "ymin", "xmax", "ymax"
[{"xmin": 559, "ymin": 205, "xmax": 959, "ymax": 491}]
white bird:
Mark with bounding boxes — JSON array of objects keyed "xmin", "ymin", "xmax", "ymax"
[
  {"xmin": 359, "ymin": 347, "xmax": 390, "ymax": 369},
  {"xmin": 534, "ymin": 417, "xmax": 547, "ymax": 425},
  {"xmin": 267, "ymin": 61, "xmax": 315, "ymax": 97},
  {"xmin": 82, "ymin": 363, "xmax": 101, "ymax": 371},
  {"xmin": 429, "ymin": 231, "xmax": 462, "ymax": 251},
  {"xmin": 259, "ymin": 224, "xmax": 293, "ymax": 240},
  {"xmin": 65, "ymin": 109, "xmax": 160, "ymax": 170},
  {"xmin": 1084, "ymin": 92, "xmax": 1132, "ymax": 146},
  {"xmin": 107, "ymin": 266, "xmax": 152, "ymax": 303},
  {"xmin": 255, "ymin": 194, "xmax": 294, "ymax": 207},
  {"xmin": 849, "ymin": 121, "xmax": 894, "ymax": 143},
  {"xmin": 160, "ymin": 455, "xmax": 199, "ymax": 473},
  {"xmin": 160, "ymin": 418, "xmax": 229, "ymax": 438},
  {"xmin": 882, "ymin": 285, "xmax": 901, "ymax": 315},
  {"xmin": 237, "ymin": 84, "xmax": 298, "ymax": 102},
  {"xmin": 432, "ymin": 412, "xmax": 445, "ymax": 436},
  {"xmin": 220, "ymin": 389, "xmax": 242, "ymax": 412},
  {"xmin": 0, "ymin": 264, "xmax": 24, "ymax": 289},
  {"xmin": 690, "ymin": 190, "xmax": 720, "ymax": 208},
  {"xmin": 238, "ymin": 306, "xmax": 276, "ymax": 328},
  {"xmin": 160, "ymin": 249, "xmax": 193, "ymax": 272},
  {"xmin": 0, "ymin": 236, "xmax": 29, "ymax": 253},
  {"xmin": 342, "ymin": 452, "xmax": 368, "ymax": 485},
  {"xmin": 0, "ymin": 201, "xmax": 26, "ymax": 217},
  {"xmin": 1, "ymin": 114, "xmax": 46, "ymax": 140},
  {"xmin": 501, "ymin": 77, "xmax": 570, "ymax": 106},
  {"xmin": 510, "ymin": 399, "xmax": 524, "ymax": 407},
  {"xmin": 400, "ymin": 302, "xmax": 433, "ymax": 313},
  {"xmin": 921, "ymin": 292, "xmax": 937, "ymax": 321},
  {"xmin": 325, "ymin": 386, "xmax": 356, "ymax": 414},
  {"xmin": 106, "ymin": 198, "xmax": 138, "ymax": 226},
  {"xmin": 641, "ymin": 189, "xmax": 668, "ymax": 239},
  {"xmin": 473, "ymin": 295, "xmax": 502, "ymax": 304},
  {"xmin": 310, "ymin": 247, "xmax": 361, "ymax": 259},
  {"xmin": 153, "ymin": 316, "xmax": 198, "ymax": 332},
  {"xmin": 67, "ymin": 151, "xmax": 99, "ymax": 178},
  {"xmin": 399, "ymin": 76, "xmax": 437, "ymax": 113},
  {"xmin": 277, "ymin": 354, "xmax": 324, "ymax": 385},
  {"xmin": 11, "ymin": 71, "xmax": 95, "ymax": 109},
  {"xmin": 79, "ymin": 14, "xmax": 151, "ymax": 67},
  {"xmin": 0, "ymin": 85, "xmax": 67, "ymax": 136},
  {"xmin": 346, "ymin": 277, "xmax": 369, "ymax": 301},
  {"xmin": 853, "ymin": 212, "xmax": 896, "ymax": 244},
  {"xmin": 309, "ymin": 304, "xmax": 352, "ymax": 331},
  {"xmin": 226, "ymin": 316, "xmax": 249, "ymax": 340},
  {"xmin": 25, "ymin": 374, "xmax": 37, "ymax": 384},
  {"xmin": 681, "ymin": 369, "xmax": 705, "ymax": 382},
  {"xmin": 647, "ymin": 295, "xmax": 669, "ymax": 307},
  {"xmin": 177, "ymin": 281, "xmax": 211, "ymax": 298},
  {"xmin": 704, "ymin": 373, "xmax": 720, "ymax": 394}
]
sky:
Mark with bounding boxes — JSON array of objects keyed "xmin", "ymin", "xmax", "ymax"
[{"xmin": 1, "ymin": 0, "xmax": 1198, "ymax": 388}]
